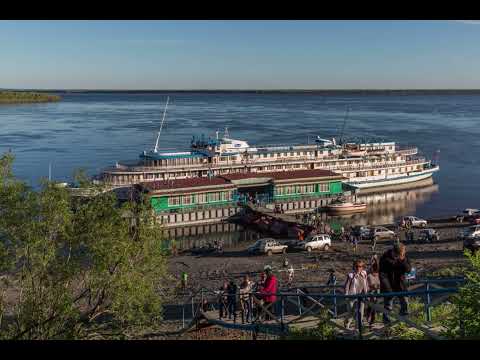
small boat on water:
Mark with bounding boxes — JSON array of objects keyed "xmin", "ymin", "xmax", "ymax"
[{"xmin": 325, "ymin": 198, "xmax": 367, "ymax": 214}]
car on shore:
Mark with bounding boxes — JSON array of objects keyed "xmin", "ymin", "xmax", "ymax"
[
  {"xmin": 368, "ymin": 226, "xmax": 398, "ymax": 241},
  {"xmin": 460, "ymin": 226, "xmax": 480, "ymax": 253},
  {"xmin": 459, "ymin": 225, "xmax": 480, "ymax": 240},
  {"xmin": 455, "ymin": 209, "xmax": 480, "ymax": 223},
  {"xmin": 352, "ymin": 225, "xmax": 372, "ymax": 240},
  {"xmin": 247, "ymin": 238, "xmax": 288, "ymax": 256},
  {"xmin": 418, "ymin": 228, "xmax": 439, "ymax": 242},
  {"xmin": 295, "ymin": 234, "xmax": 331, "ymax": 252},
  {"xmin": 401, "ymin": 216, "xmax": 428, "ymax": 228}
]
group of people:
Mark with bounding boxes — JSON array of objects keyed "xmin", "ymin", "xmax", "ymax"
[
  {"xmin": 343, "ymin": 243, "xmax": 412, "ymax": 329},
  {"xmin": 399, "ymin": 219, "xmax": 415, "ymax": 242},
  {"xmin": 217, "ymin": 265, "xmax": 278, "ymax": 324},
  {"xmin": 338, "ymin": 226, "xmax": 361, "ymax": 251}
]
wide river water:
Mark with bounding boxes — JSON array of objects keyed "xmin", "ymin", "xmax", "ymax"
[{"xmin": 1, "ymin": 92, "xmax": 479, "ymax": 247}]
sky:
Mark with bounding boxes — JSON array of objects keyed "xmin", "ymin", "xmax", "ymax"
[{"xmin": 1, "ymin": 20, "xmax": 480, "ymax": 90}]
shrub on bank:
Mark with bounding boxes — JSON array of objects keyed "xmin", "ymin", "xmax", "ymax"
[
  {"xmin": 0, "ymin": 152, "xmax": 170, "ymax": 340},
  {"xmin": 0, "ymin": 91, "xmax": 61, "ymax": 104}
]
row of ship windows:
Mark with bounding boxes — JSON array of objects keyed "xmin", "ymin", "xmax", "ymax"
[
  {"xmin": 167, "ymin": 191, "xmax": 233, "ymax": 206},
  {"xmin": 275, "ymin": 184, "xmax": 328, "ymax": 195},
  {"xmin": 110, "ymin": 164, "xmax": 421, "ymax": 183},
  {"xmin": 146, "ymin": 149, "xmax": 398, "ymax": 166},
  {"xmin": 344, "ymin": 165, "xmax": 421, "ymax": 177}
]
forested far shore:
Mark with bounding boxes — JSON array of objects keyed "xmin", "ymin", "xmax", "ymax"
[{"xmin": 0, "ymin": 91, "xmax": 61, "ymax": 104}]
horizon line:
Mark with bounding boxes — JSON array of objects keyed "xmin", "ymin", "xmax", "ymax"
[{"xmin": 4, "ymin": 88, "xmax": 480, "ymax": 92}]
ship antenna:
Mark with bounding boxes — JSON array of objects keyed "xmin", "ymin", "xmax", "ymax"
[
  {"xmin": 339, "ymin": 107, "xmax": 349, "ymax": 146},
  {"xmin": 154, "ymin": 96, "xmax": 170, "ymax": 153},
  {"xmin": 224, "ymin": 126, "xmax": 229, "ymax": 139}
]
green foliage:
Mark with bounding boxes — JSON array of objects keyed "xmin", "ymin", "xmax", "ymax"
[
  {"xmin": 0, "ymin": 152, "xmax": 169, "ymax": 339},
  {"xmin": 389, "ymin": 322, "xmax": 426, "ymax": 340},
  {"xmin": 431, "ymin": 265, "xmax": 467, "ymax": 278},
  {"xmin": 442, "ymin": 251, "xmax": 480, "ymax": 339},
  {"xmin": 286, "ymin": 309, "xmax": 336, "ymax": 340},
  {"xmin": 0, "ymin": 91, "xmax": 61, "ymax": 104}
]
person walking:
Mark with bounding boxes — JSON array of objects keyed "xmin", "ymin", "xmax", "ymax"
[
  {"xmin": 260, "ymin": 265, "xmax": 278, "ymax": 321},
  {"xmin": 287, "ymin": 264, "xmax": 295, "ymax": 289},
  {"xmin": 239, "ymin": 275, "xmax": 253, "ymax": 324},
  {"xmin": 365, "ymin": 260, "xmax": 381, "ymax": 327},
  {"xmin": 218, "ymin": 280, "xmax": 229, "ymax": 320},
  {"xmin": 379, "ymin": 243, "xmax": 412, "ymax": 324},
  {"xmin": 352, "ymin": 234, "xmax": 358, "ymax": 253},
  {"xmin": 181, "ymin": 271, "xmax": 188, "ymax": 291},
  {"xmin": 252, "ymin": 271, "xmax": 266, "ymax": 320},
  {"xmin": 344, "ymin": 260, "xmax": 369, "ymax": 330},
  {"xmin": 227, "ymin": 279, "xmax": 238, "ymax": 322}
]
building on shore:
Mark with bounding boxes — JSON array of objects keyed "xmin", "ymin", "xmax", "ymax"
[{"xmin": 135, "ymin": 169, "xmax": 351, "ymax": 228}]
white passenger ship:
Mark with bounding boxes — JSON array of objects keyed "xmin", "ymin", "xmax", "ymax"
[
  {"xmin": 101, "ymin": 129, "xmax": 438, "ymax": 191},
  {"xmin": 99, "ymin": 97, "xmax": 439, "ymax": 190}
]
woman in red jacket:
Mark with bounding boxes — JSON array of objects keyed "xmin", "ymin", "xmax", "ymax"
[{"xmin": 260, "ymin": 265, "xmax": 278, "ymax": 321}]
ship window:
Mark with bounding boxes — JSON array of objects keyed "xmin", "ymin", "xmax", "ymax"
[
  {"xmin": 318, "ymin": 183, "xmax": 329, "ymax": 192},
  {"xmin": 182, "ymin": 195, "xmax": 193, "ymax": 205},
  {"xmin": 168, "ymin": 196, "xmax": 181, "ymax": 207}
]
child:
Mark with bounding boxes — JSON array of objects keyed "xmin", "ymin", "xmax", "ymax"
[{"xmin": 344, "ymin": 260, "xmax": 368, "ymax": 330}]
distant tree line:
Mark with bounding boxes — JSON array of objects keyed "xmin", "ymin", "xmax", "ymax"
[{"xmin": 0, "ymin": 91, "xmax": 61, "ymax": 104}]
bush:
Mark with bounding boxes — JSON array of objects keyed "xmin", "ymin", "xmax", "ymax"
[
  {"xmin": 0, "ymin": 153, "xmax": 169, "ymax": 339},
  {"xmin": 286, "ymin": 309, "xmax": 336, "ymax": 340},
  {"xmin": 442, "ymin": 251, "xmax": 480, "ymax": 339}
]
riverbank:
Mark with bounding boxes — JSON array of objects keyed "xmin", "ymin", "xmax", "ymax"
[
  {"xmin": 167, "ymin": 219, "xmax": 468, "ymax": 302},
  {"xmin": 0, "ymin": 91, "xmax": 61, "ymax": 104}
]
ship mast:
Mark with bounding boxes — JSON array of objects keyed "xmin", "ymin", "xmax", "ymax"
[
  {"xmin": 339, "ymin": 107, "xmax": 349, "ymax": 146},
  {"xmin": 154, "ymin": 96, "xmax": 170, "ymax": 153}
]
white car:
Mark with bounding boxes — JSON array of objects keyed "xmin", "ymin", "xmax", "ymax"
[
  {"xmin": 459, "ymin": 225, "xmax": 480, "ymax": 240},
  {"xmin": 247, "ymin": 238, "xmax": 288, "ymax": 256},
  {"xmin": 296, "ymin": 234, "xmax": 331, "ymax": 252},
  {"xmin": 402, "ymin": 216, "xmax": 428, "ymax": 228}
]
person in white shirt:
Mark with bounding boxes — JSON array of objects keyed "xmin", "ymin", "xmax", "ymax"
[
  {"xmin": 344, "ymin": 260, "xmax": 368, "ymax": 330},
  {"xmin": 239, "ymin": 275, "xmax": 254, "ymax": 324},
  {"xmin": 287, "ymin": 265, "xmax": 295, "ymax": 288}
]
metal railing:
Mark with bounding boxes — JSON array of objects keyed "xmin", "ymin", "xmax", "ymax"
[{"xmin": 173, "ymin": 277, "xmax": 464, "ymax": 339}]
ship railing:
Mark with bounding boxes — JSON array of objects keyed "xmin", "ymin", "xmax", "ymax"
[
  {"xmin": 103, "ymin": 156, "xmax": 428, "ymax": 174},
  {"xmin": 395, "ymin": 146, "xmax": 418, "ymax": 155},
  {"xmin": 103, "ymin": 158, "xmax": 428, "ymax": 178},
  {"xmin": 324, "ymin": 159, "xmax": 427, "ymax": 172}
]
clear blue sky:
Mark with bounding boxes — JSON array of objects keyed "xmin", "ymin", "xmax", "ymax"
[{"xmin": 1, "ymin": 20, "xmax": 480, "ymax": 90}]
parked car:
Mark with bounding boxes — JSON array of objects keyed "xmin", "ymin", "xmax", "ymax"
[
  {"xmin": 295, "ymin": 234, "xmax": 331, "ymax": 252},
  {"xmin": 418, "ymin": 228, "xmax": 439, "ymax": 242},
  {"xmin": 247, "ymin": 238, "xmax": 288, "ymax": 256},
  {"xmin": 459, "ymin": 225, "xmax": 480, "ymax": 240},
  {"xmin": 369, "ymin": 226, "xmax": 397, "ymax": 241},
  {"xmin": 401, "ymin": 216, "xmax": 428, "ymax": 228},
  {"xmin": 352, "ymin": 225, "xmax": 371, "ymax": 240},
  {"xmin": 469, "ymin": 215, "xmax": 480, "ymax": 225}
]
